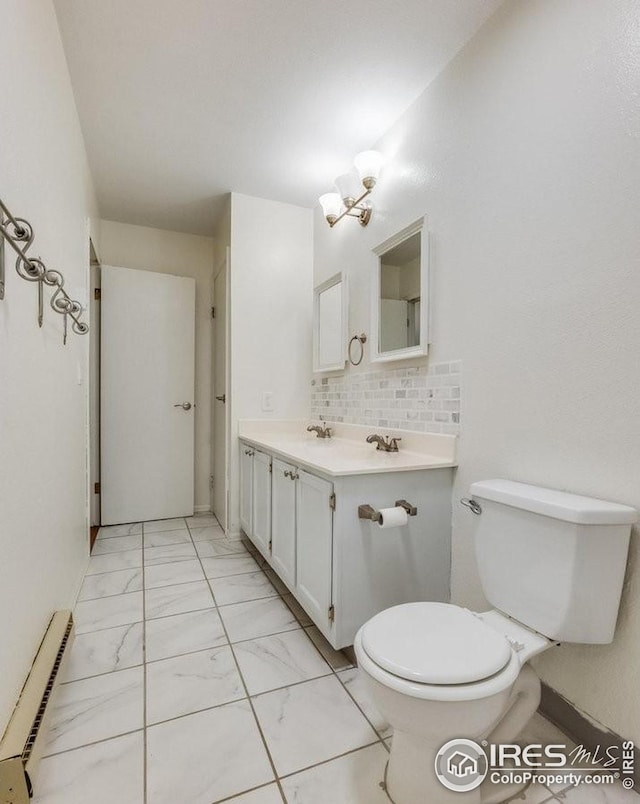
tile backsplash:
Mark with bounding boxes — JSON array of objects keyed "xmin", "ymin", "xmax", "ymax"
[{"xmin": 310, "ymin": 361, "xmax": 461, "ymax": 435}]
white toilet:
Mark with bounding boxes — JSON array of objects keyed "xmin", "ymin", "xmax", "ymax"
[{"xmin": 355, "ymin": 479, "xmax": 636, "ymax": 804}]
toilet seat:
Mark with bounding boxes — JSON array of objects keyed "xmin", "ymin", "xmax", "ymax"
[
  {"xmin": 355, "ymin": 602, "xmax": 530, "ymax": 703},
  {"xmin": 360, "ymin": 602, "xmax": 513, "ymax": 685}
]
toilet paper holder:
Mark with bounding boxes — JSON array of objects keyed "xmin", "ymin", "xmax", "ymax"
[{"xmin": 358, "ymin": 499, "xmax": 418, "ymax": 522}]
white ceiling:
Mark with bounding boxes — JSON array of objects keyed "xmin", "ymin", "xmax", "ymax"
[{"xmin": 54, "ymin": 0, "xmax": 503, "ymax": 236}]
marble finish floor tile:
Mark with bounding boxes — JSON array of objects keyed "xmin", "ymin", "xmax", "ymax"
[
  {"xmin": 145, "ymin": 580, "xmax": 214, "ymax": 620},
  {"xmin": 92, "ymin": 534, "xmax": 142, "ymax": 554},
  {"xmin": 555, "ymin": 781, "xmax": 639, "ymax": 802},
  {"xmin": 252, "ymin": 675, "xmax": 378, "ymax": 776},
  {"xmin": 195, "ymin": 538, "xmax": 250, "ymax": 559},
  {"xmin": 228, "ymin": 785, "xmax": 284, "ymax": 804},
  {"xmin": 143, "ymin": 542, "xmax": 197, "ymax": 565},
  {"xmin": 144, "ymin": 559, "xmax": 204, "ymax": 589},
  {"xmin": 211, "ymin": 571, "xmax": 278, "ymax": 606},
  {"xmin": 145, "ymin": 608, "xmax": 227, "ymax": 662},
  {"xmin": 43, "ymin": 667, "xmax": 143, "ymax": 756},
  {"xmin": 146, "ymin": 645, "xmax": 245, "ymax": 725},
  {"xmin": 338, "ymin": 667, "xmax": 392, "ymax": 738},
  {"xmin": 78, "ymin": 568, "xmax": 143, "ymax": 601},
  {"xmin": 97, "ymin": 522, "xmax": 142, "ymax": 539},
  {"xmin": 200, "ymin": 554, "xmax": 260, "ymax": 579},
  {"xmin": 304, "ymin": 625, "xmax": 354, "ymax": 670},
  {"xmin": 86, "ymin": 549, "xmax": 142, "ymax": 576},
  {"xmin": 280, "ymin": 743, "xmax": 390, "ymax": 804},
  {"xmin": 185, "ymin": 515, "xmax": 220, "ymax": 528},
  {"xmin": 73, "ymin": 591, "xmax": 143, "ymax": 634},
  {"xmin": 189, "ymin": 524, "xmax": 227, "ymax": 541},
  {"xmin": 33, "ymin": 731, "xmax": 144, "ymax": 804},
  {"xmin": 144, "ymin": 529, "xmax": 192, "ymax": 548},
  {"xmin": 147, "ymin": 700, "xmax": 274, "ymax": 804},
  {"xmin": 514, "ymin": 781, "xmax": 561, "ymax": 803},
  {"xmin": 233, "ymin": 629, "xmax": 331, "ymax": 695},
  {"xmin": 64, "ymin": 623, "xmax": 143, "ymax": 682},
  {"xmin": 143, "ymin": 518, "xmax": 188, "ymax": 533},
  {"xmin": 219, "ymin": 597, "xmax": 299, "ymax": 643}
]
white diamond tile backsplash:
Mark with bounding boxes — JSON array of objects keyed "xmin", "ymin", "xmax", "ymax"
[{"xmin": 310, "ymin": 361, "xmax": 461, "ymax": 435}]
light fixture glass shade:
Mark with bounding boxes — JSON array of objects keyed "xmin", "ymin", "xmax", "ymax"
[
  {"xmin": 334, "ymin": 172, "xmax": 362, "ymax": 206},
  {"xmin": 319, "ymin": 192, "xmax": 343, "ymax": 221},
  {"xmin": 354, "ymin": 150, "xmax": 384, "ymax": 187}
]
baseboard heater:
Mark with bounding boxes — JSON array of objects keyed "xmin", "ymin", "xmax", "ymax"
[{"xmin": 0, "ymin": 611, "xmax": 74, "ymax": 804}]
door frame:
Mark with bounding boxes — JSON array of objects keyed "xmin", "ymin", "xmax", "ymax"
[{"xmin": 212, "ymin": 248, "xmax": 231, "ymax": 532}]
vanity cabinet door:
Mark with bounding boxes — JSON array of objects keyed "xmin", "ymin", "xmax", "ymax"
[
  {"xmin": 271, "ymin": 459, "xmax": 297, "ymax": 590},
  {"xmin": 251, "ymin": 449, "xmax": 272, "ymax": 560},
  {"xmin": 239, "ymin": 445, "xmax": 254, "ymax": 537},
  {"xmin": 295, "ymin": 470, "xmax": 334, "ymax": 634}
]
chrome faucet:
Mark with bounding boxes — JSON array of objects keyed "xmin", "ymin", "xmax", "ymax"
[
  {"xmin": 366, "ymin": 434, "xmax": 402, "ymax": 452},
  {"xmin": 307, "ymin": 424, "xmax": 332, "ymax": 439}
]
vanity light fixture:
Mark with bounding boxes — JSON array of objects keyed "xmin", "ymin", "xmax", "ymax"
[{"xmin": 319, "ymin": 150, "xmax": 383, "ymax": 228}]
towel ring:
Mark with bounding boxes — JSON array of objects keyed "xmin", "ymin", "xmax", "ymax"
[{"xmin": 348, "ymin": 333, "xmax": 367, "ymax": 366}]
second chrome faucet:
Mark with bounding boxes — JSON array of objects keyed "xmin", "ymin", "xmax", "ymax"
[
  {"xmin": 307, "ymin": 424, "xmax": 332, "ymax": 439},
  {"xmin": 366, "ymin": 433, "xmax": 402, "ymax": 452}
]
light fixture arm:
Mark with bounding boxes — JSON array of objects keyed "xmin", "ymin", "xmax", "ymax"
[{"xmin": 328, "ymin": 186, "xmax": 373, "ymax": 228}]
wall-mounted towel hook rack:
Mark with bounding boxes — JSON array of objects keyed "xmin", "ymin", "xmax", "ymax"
[{"xmin": 0, "ymin": 196, "xmax": 89, "ymax": 341}]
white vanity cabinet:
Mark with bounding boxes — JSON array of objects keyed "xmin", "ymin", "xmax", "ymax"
[
  {"xmin": 271, "ymin": 458, "xmax": 297, "ymax": 589},
  {"xmin": 239, "ymin": 445, "xmax": 254, "ymax": 536},
  {"xmin": 239, "ymin": 445, "xmax": 272, "ymax": 560},
  {"xmin": 295, "ymin": 469, "xmax": 334, "ymax": 633},
  {"xmin": 252, "ymin": 449, "xmax": 272, "ymax": 560},
  {"xmin": 239, "ymin": 435, "xmax": 454, "ymax": 649}
]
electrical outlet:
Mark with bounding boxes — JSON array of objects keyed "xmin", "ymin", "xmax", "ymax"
[{"xmin": 261, "ymin": 391, "xmax": 275, "ymax": 412}]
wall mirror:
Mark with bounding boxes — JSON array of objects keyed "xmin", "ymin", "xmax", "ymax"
[
  {"xmin": 372, "ymin": 217, "xmax": 428, "ymax": 362},
  {"xmin": 313, "ymin": 272, "xmax": 348, "ymax": 372}
]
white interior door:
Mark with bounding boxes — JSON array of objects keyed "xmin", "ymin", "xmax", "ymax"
[
  {"xmin": 101, "ymin": 265, "xmax": 195, "ymax": 525},
  {"xmin": 212, "ymin": 254, "xmax": 228, "ymax": 528}
]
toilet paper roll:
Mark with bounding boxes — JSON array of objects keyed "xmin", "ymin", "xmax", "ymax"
[{"xmin": 377, "ymin": 506, "xmax": 409, "ymax": 529}]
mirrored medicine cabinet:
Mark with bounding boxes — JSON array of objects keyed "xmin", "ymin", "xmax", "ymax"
[
  {"xmin": 312, "ymin": 272, "xmax": 348, "ymax": 372},
  {"xmin": 371, "ymin": 217, "xmax": 429, "ymax": 362}
]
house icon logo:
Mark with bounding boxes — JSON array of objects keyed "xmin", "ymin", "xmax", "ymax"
[
  {"xmin": 448, "ymin": 750, "xmax": 479, "ymax": 778},
  {"xmin": 435, "ymin": 739, "xmax": 488, "ymax": 792}
]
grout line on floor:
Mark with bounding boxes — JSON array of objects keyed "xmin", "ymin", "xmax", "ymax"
[
  {"xmin": 41, "ymin": 727, "xmax": 145, "ymax": 760},
  {"xmin": 186, "ymin": 518, "xmax": 288, "ymax": 803}
]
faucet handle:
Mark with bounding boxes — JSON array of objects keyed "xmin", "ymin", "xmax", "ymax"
[{"xmin": 388, "ymin": 437, "xmax": 402, "ymax": 451}]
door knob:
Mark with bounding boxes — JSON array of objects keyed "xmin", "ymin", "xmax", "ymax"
[
  {"xmin": 215, "ymin": 394, "xmax": 226, "ymax": 403},
  {"xmin": 174, "ymin": 402, "xmax": 192, "ymax": 410}
]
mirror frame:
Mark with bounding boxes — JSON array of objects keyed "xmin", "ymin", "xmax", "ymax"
[
  {"xmin": 313, "ymin": 271, "xmax": 348, "ymax": 373},
  {"xmin": 371, "ymin": 216, "xmax": 429, "ymax": 363}
]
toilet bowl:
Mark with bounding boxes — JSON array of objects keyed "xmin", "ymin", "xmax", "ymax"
[
  {"xmin": 355, "ymin": 604, "xmax": 550, "ymax": 804},
  {"xmin": 354, "ymin": 480, "xmax": 636, "ymax": 804}
]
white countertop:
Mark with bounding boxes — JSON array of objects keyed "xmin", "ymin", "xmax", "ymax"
[{"xmin": 238, "ymin": 420, "xmax": 457, "ymax": 477}]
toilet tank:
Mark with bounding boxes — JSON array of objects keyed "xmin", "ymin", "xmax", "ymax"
[{"xmin": 469, "ymin": 480, "xmax": 636, "ymax": 644}]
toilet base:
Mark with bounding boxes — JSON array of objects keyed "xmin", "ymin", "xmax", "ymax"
[
  {"xmin": 384, "ymin": 730, "xmax": 483, "ymax": 804},
  {"xmin": 381, "ymin": 736, "xmax": 531, "ymax": 804}
]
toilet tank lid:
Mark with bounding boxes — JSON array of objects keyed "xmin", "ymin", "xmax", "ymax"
[{"xmin": 470, "ymin": 480, "xmax": 637, "ymax": 526}]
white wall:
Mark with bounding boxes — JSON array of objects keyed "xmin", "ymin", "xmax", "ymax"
[
  {"xmin": 313, "ymin": 0, "xmax": 640, "ymax": 742},
  {"xmin": 0, "ymin": 0, "xmax": 98, "ymax": 733},
  {"xmin": 98, "ymin": 220, "xmax": 215, "ymax": 511},
  {"xmin": 228, "ymin": 193, "xmax": 313, "ymax": 535}
]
